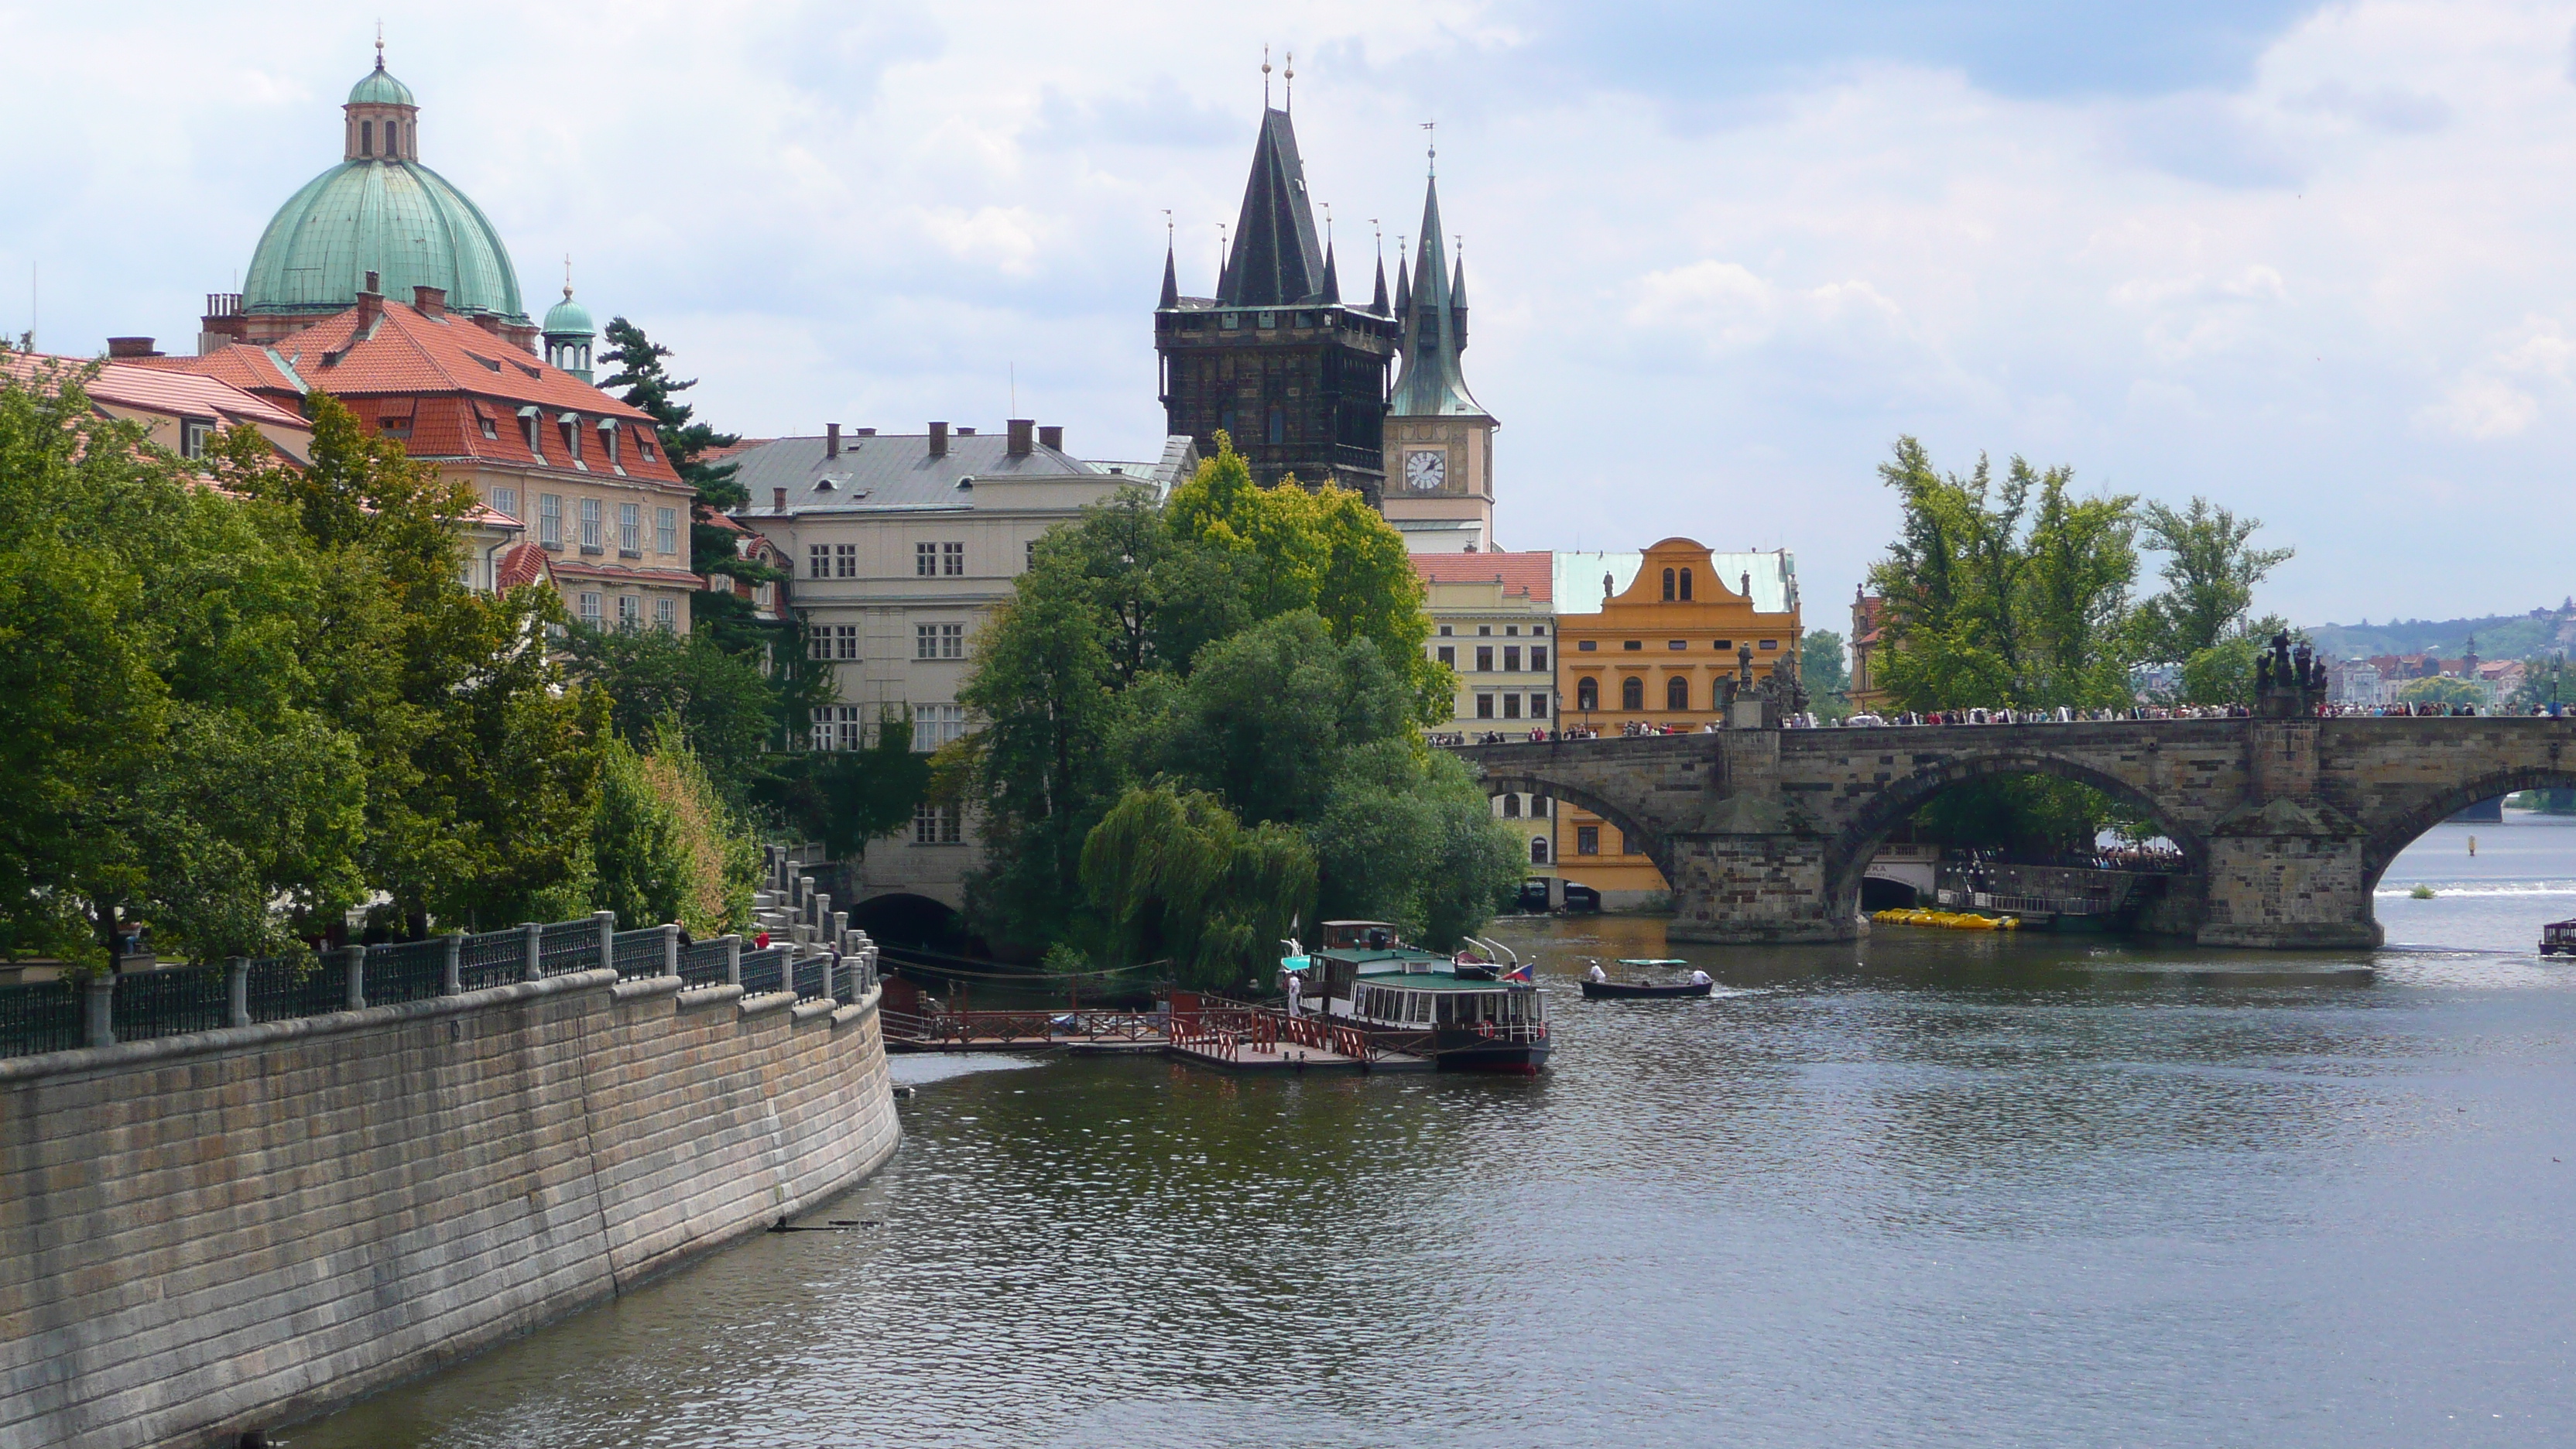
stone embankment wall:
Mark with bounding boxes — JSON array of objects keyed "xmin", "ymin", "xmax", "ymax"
[{"xmin": 0, "ymin": 968, "xmax": 899, "ymax": 1449}]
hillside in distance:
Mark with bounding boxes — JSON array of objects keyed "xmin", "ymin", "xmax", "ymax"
[{"xmin": 2305, "ymin": 601, "xmax": 2576, "ymax": 662}]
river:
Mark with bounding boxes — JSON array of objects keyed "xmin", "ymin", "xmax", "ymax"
[{"xmin": 294, "ymin": 813, "xmax": 2576, "ymax": 1447}]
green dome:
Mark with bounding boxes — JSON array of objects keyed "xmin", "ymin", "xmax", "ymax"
[
  {"xmin": 242, "ymin": 159, "xmax": 528, "ymax": 325},
  {"xmin": 542, "ymin": 289, "xmax": 594, "ymax": 337},
  {"xmin": 348, "ymin": 62, "xmax": 415, "ymax": 108}
]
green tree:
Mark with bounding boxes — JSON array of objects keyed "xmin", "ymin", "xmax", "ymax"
[
  {"xmin": 1080, "ymin": 783, "xmax": 1315, "ymax": 988},
  {"xmin": 2133, "ymin": 498, "xmax": 2293, "ymax": 664},
  {"xmin": 1307, "ymin": 742, "xmax": 1526, "ymax": 947},
  {"xmin": 598, "ymin": 318, "xmax": 745, "ymax": 509},
  {"xmin": 589, "ymin": 721, "xmax": 761, "ymax": 936},
  {"xmin": 560, "ymin": 623, "xmax": 776, "ymax": 799},
  {"xmin": 2399, "ymin": 676, "xmax": 2485, "ymax": 708},
  {"xmin": 754, "ymin": 711, "xmax": 934, "ymax": 862},
  {"xmin": 1801, "ymin": 629, "xmax": 1852, "ymax": 722}
]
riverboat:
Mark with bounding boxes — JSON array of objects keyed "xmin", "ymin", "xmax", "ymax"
[
  {"xmin": 2543, "ymin": 919, "xmax": 2576, "ymax": 957},
  {"xmin": 1284, "ymin": 921, "xmax": 1550, "ymax": 1073}
]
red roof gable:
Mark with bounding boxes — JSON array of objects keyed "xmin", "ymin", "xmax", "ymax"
[
  {"xmin": 5, "ymin": 352, "xmax": 307, "ymax": 433},
  {"xmin": 1411, "ymin": 550, "xmax": 1553, "ymax": 602}
]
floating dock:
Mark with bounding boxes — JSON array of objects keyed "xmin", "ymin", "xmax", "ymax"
[{"xmin": 883, "ymin": 1005, "xmax": 1430, "ymax": 1072}]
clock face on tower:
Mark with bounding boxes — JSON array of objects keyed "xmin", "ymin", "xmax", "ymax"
[{"xmin": 1404, "ymin": 449, "xmax": 1447, "ymax": 491}]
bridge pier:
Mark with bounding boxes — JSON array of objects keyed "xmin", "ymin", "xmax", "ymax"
[
  {"xmin": 2197, "ymin": 833, "xmax": 2382, "ymax": 950},
  {"xmin": 1666, "ymin": 833, "xmax": 1860, "ymax": 944}
]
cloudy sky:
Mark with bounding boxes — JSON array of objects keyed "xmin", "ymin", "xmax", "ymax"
[{"xmin": 6, "ymin": 0, "xmax": 2574, "ymax": 628}]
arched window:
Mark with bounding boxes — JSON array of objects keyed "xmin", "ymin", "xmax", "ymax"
[
  {"xmin": 1680, "ymin": 567, "xmax": 1694, "ymax": 601},
  {"xmin": 1501, "ymin": 795, "xmax": 1522, "ymax": 818},
  {"xmin": 1530, "ymin": 836, "xmax": 1550, "ymax": 865},
  {"xmin": 1621, "ymin": 676, "xmax": 1645, "ymax": 711},
  {"xmin": 361, "ymin": 120, "xmax": 374, "ymax": 156},
  {"xmin": 1576, "ymin": 677, "xmax": 1598, "ymax": 711},
  {"xmin": 1667, "ymin": 676, "xmax": 1690, "ymax": 711},
  {"xmin": 1661, "ymin": 567, "xmax": 1676, "ymax": 601}
]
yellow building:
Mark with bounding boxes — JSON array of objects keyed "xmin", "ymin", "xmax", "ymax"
[
  {"xmin": 1550, "ymin": 540, "xmax": 1802, "ymax": 905},
  {"xmin": 1413, "ymin": 553, "xmax": 1558, "ymax": 874}
]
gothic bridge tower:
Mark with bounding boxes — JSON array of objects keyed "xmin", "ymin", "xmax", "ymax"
[{"xmin": 1155, "ymin": 98, "xmax": 1398, "ymax": 502}]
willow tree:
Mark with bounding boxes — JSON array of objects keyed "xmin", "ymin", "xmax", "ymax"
[{"xmin": 1080, "ymin": 784, "xmax": 1315, "ymax": 988}]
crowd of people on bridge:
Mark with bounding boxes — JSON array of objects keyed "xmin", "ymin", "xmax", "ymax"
[{"xmin": 1434, "ymin": 700, "xmax": 2560, "ymax": 748}]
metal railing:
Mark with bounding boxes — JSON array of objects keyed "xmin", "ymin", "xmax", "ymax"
[
  {"xmin": 365, "ymin": 938, "xmax": 450, "ymax": 1006},
  {"xmin": 611, "ymin": 928, "xmax": 667, "ymax": 980},
  {"xmin": 678, "ymin": 938, "xmax": 733, "ymax": 988},
  {"xmin": 111, "ymin": 964, "xmax": 232, "ymax": 1041},
  {"xmin": 538, "ymin": 919, "xmax": 602, "ymax": 976},
  {"xmin": 0, "ymin": 981, "xmax": 81, "ymax": 1057},
  {"xmin": 246, "ymin": 957, "xmax": 344, "ymax": 1024},
  {"xmin": 738, "ymin": 947, "xmax": 790, "ymax": 998},
  {"xmin": 792, "ymin": 954, "xmax": 831, "ymax": 1002},
  {"xmin": 457, "ymin": 930, "xmax": 526, "ymax": 992}
]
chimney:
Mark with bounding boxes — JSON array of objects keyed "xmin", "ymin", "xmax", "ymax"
[
  {"xmin": 1038, "ymin": 424, "xmax": 1064, "ymax": 452},
  {"xmin": 1007, "ymin": 419, "xmax": 1034, "ymax": 457},
  {"xmin": 772, "ymin": 486, "xmax": 788, "ymax": 512},
  {"xmin": 928, "ymin": 421, "xmax": 948, "ymax": 459},
  {"xmin": 355, "ymin": 270, "xmax": 382, "ymax": 327},
  {"xmin": 105, "ymin": 337, "xmax": 160, "ymax": 359},
  {"xmin": 827, "ymin": 423, "xmax": 841, "ymax": 459},
  {"xmin": 413, "ymin": 285, "xmax": 447, "ymax": 317}
]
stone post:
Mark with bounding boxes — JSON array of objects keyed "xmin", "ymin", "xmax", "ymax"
[
  {"xmin": 441, "ymin": 933, "xmax": 463, "ymax": 995},
  {"xmin": 724, "ymin": 933, "xmax": 742, "ymax": 988},
  {"xmin": 227, "ymin": 957, "xmax": 251, "ymax": 1028},
  {"xmin": 800, "ymin": 876, "xmax": 817, "ymax": 923},
  {"xmin": 84, "ymin": 975, "xmax": 115, "ymax": 1049},
  {"xmin": 594, "ymin": 910, "xmax": 616, "ymax": 969},
  {"xmin": 344, "ymin": 945, "xmax": 368, "ymax": 1012},
  {"xmin": 522, "ymin": 922, "xmax": 543, "ymax": 984},
  {"xmin": 832, "ymin": 910, "xmax": 848, "ymax": 954},
  {"xmin": 661, "ymin": 922, "xmax": 681, "ymax": 978}
]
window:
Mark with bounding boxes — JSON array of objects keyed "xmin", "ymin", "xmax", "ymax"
[
  {"xmin": 1667, "ymin": 676, "xmax": 1690, "ymax": 711},
  {"xmin": 1478, "ymin": 625, "xmax": 1492, "ymax": 636},
  {"xmin": 1577, "ymin": 678, "xmax": 1598, "ymax": 711},
  {"xmin": 808, "ymin": 626, "xmax": 833, "ymax": 660},
  {"xmin": 1502, "ymin": 694, "xmax": 1523, "ymax": 719},
  {"xmin": 1623, "ymin": 640, "xmax": 1643, "ymax": 652},
  {"xmin": 618, "ymin": 502, "xmax": 640, "ymax": 555},
  {"xmin": 1622, "ymin": 677, "xmax": 1645, "ymax": 711},
  {"xmin": 656, "ymin": 507, "xmax": 677, "ymax": 554},
  {"xmin": 836, "ymin": 544, "xmax": 856, "ymax": 578},
  {"xmin": 492, "ymin": 485, "xmax": 519, "ymax": 520},
  {"xmin": 361, "ymin": 119, "xmax": 373, "ymax": 156},
  {"xmin": 1577, "ymin": 826, "xmax": 1600, "ymax": 856},
  {"xmin": 1669, "ymin": 640, "xmax": 1688, "ymax": 651},
  {"xmin": 639, "ymin": 434, "xmax": 657, "ymax": 462},
  {"xmin": 834, "ymin": 625, "xmax": 858, "ymax": 660},
  {"xmin": 1531, "ymin": 837, "xmax": 1550, "ymax": 865},
  {"xmin": 540, "ymin": 495, "xmax": 562, "ymax": 547},
  {"xmin": 524, "ymin": 413, "xmax": 544, "ymax": 457},
  {"xmin": 1500, "ymin": 796, "xmax": 1521, "ymax": 818},
  {"xmin": 1266, "ymin": 403, "xmax": 1285, "ymax": 444},
  {"xmin": 480, "ymin": 415, "xmax": 499, "ymax": 440},
  {"xmin": 1531, "ymin": 692, "xmax": 1550, "ymax": 718},
  {"xmin": 1505, "ymin": 625, "xmax": 1519, "ymax": 637},
  {"xmin": 813, "ymin": 705, "xmax": 864, "ymax": 752},
  {"xmin": 617, "ymin": 594, "xmax": 641, "ymax": 628},
  {"xmin": 913, "ymin": 704, "xmax": 966, "ymax": 752},
  {"xmin": 1504, "ymin": 646, "xmax": 1521, "ymax": 673},
  {"xmin": 943, "ymin": 541, "xmax": 964, "ymax": 576},
  {"xmin": 810, "ymin": 545, "xmax": 831, "ymax": 579},
  {"xmin": 1475, "ymin": 694, "xmax": 1495, "ymax": 719},
  {"xmin": 916, "ymin": 543, "xmax": 937, "ymax": 577},
  {"xmin": 1026, "ymin": 540, "xmax": 1037, "ymax": 569},
  {"xmin": 913, "ymin": 802, "xmax": 963, "ymax": 844},
  {"xmin": 180, "ymin": 420, "xmax": 212, "ymax": 461},
  {"xmin": 916, "ymin": 623, "xmax": 964, "ymax": 659},
  {"xmin": 1578, "ymin": 639, "xmax": 1597, "ymax": 652},
  {"xmin": 1532, "ymin": 646, "xmax": 1548, "ymax": 672},
  {"xmin": 1437, "ymin": 646, "xmax": 1455, "ymax": 667},
  {"xmin": 577, "ymin": 591, "xmax": 601, "ymax": 625},
  {"xmin": 1438, "ymin": 625, "xmax": 1453, "ymax": 636},
  {"xmin": 580, "ymin": 498, "xmax": 601, "ymax": 551},
  {"xmin": 602, "ymin": 423, "xmax": 620, "ymax": 467},
  {"xmin": 1533, "ymin": 625, "xmax": 1546, "ymax": 636},
  {"xmin": 1476, "ymin": 646, "xmax": 1493, "ymax": 673},
  {"xmin": 1662, "ymin": 567, "xmax": 1676, "ymax": 601},
  {"xmin": 1535, "ymin": 796, "xmax": 1552, "ymax": 817},
  {"xmin": 1714, "ymin": 639, "xmax": 1732, "ymax": 651},
  {"xmin": 560, "ymin": 417, "xmax": 581, "ymax": 460},
  {"xmin": 654, "ymin": 597, "xmax": 676, "ymax": 632},
  {"xmin": 1760, "ymin": 639, "xmax": 1780, "ymax": 650},
  {"xmin": 1680, "ymin": 567, "xmax": 1694, "ymax": 601}
]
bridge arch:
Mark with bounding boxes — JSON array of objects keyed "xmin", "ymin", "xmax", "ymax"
[
  {"xmin": 1822, "ymin": 748, "xmax": 2211, "ymax": 920},
  {"xmin": 1478, "ymin": 770, "xmax": 1673, "ymax": 882},
  {"xmin": 2359, "ymin": 765, "xmax": 2576, "ymax": 889}
]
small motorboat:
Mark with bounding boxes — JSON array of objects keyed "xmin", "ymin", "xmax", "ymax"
[
  {"xmin": 1577, "ymin": 959, "xmax": 1714, "ymax": 999},
  {"xmin": 2541, "ymin": 919, "xmax": 2576, "ymax": 957}
]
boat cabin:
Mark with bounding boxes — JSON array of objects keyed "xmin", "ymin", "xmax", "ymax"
[{"xmin": 2543, "ymin": 919, "xmax": 2576, "ymax": 957}]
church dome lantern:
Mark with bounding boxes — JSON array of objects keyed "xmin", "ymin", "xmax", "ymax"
[
  {"xmin": 542, "ymin": 271, "xmax": 597, "ymax": 382},
  {"xmin": 220, "ymin": 43, "xmax": 533, "ymax": 351}
]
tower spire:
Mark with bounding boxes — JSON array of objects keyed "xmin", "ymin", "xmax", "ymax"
[
  {"xmin": 1214, "ymin": 98, "xmax": 1327, "ymax": 306},
  {"xmin": 1159, "ymin": 211, "xmax": 1178, "ymax": 308},
  {"xmin": 1368, "ymin": 218, "xmax": 1389, "ymax": 316},
  {"xmin": 1389, "ymin": 169, "xmax": 1479, "ymax": 418},
  {"xmin": 1262, "ymin": 46, "xmax": 1272, "ymax": 109}
]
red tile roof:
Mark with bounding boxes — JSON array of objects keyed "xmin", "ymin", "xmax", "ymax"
[
  {"xmin": 1411, "ymin": 550, "xmax": 1553, "ymax": 602},
  {"xmin": 147, "ymin": 299, "xmax": 687, "ymax": 489},
  {"xmin": 495, "ymin": 542, "xmax": 553, "ymax": 591},
  {"xmin": 3, "ymin": 351, "xmax": 308, "ymax": 433},
  {"xmin": 545, "ymin": 558, "xmax": 704, "ymax": 587}
]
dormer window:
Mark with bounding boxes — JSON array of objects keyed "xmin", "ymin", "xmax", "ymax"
[
  {"xmin": 180, "ymin": 420, "xmax": 212, "ymax": 461},
  {"xmin": 598, "ymin": 418, "xmax": 618, "ymax": 467},
  {"xmin": 558, "ymin": 414, "xmax": 581, "ymax": 461},
  {"xmin": 519, "ymin": 406, "xmax": 542, "ymax": 458}
]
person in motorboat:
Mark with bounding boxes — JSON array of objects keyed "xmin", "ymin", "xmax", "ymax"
[
  {"xmin": 1689, "ymin": 969, "xmax": 1711, "ymax": 988},
  {"xmin": 1587, "ymin": 962, "xmax": 1607, "ymax": 983}
]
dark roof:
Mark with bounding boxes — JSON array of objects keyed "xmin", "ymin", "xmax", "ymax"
[
  {"xmin": 1389, "ymin": 175, "xmax": 1481, "ymax": 418},
  {"xmin": 731, "ymin": 430, "xmax": 1105, "ymax": 516},
  {"xmin": 1217, "ymin": 108, "xmax": 1328, "ymax": 307}
]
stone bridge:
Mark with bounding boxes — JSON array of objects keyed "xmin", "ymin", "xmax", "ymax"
[{"xmin": 1452, "ymin": 717, "xmax": 2576, "ymax": 948}]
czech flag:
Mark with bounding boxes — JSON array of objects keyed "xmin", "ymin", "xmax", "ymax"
[{"xmin": 1503, "ymin": 961, "xmax": 1533, "ymax": 981}]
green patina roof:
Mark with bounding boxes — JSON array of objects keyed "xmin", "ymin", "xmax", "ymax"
[
  {"xmin": 543, "ymin": 289, "xmax": 594, "ymax": 337},
  {"xmin": 243, "ymin": 157, "xmax": 527, "ymax": 325},
  {"xmin": 348, "ymin": 62, "xmax": 416, "ymax": 108}
]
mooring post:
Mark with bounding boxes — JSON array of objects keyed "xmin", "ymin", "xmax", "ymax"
[
  {"xmin": 522, "ymin": 921, "xmax": 543, "ymax": 984},
  {"xmin": 441, "ymin": 933, "xmax": 463, "ymax": 996},
  {"xmin": 84, "ymin": 975, "xmax": 115, "ymax": 1050},
  {"xmin": 724, "ymin": 933, "xmax": 742, "ymax": 988},
  {"xmin": 343, "ymin": 945, "xmax": 367, "ymax": 1012},
  {"xmin": 227, "ymin": 957, "xmax": 251, "ymax": 1027},
  {"xmin": 661, "ymin": 922, "xmax": 680, "ymax": 978}
]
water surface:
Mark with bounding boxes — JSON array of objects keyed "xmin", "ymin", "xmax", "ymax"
[{"xmin": 293, "ymin": 813, "xmax": 2576, "ymax": 1447}]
